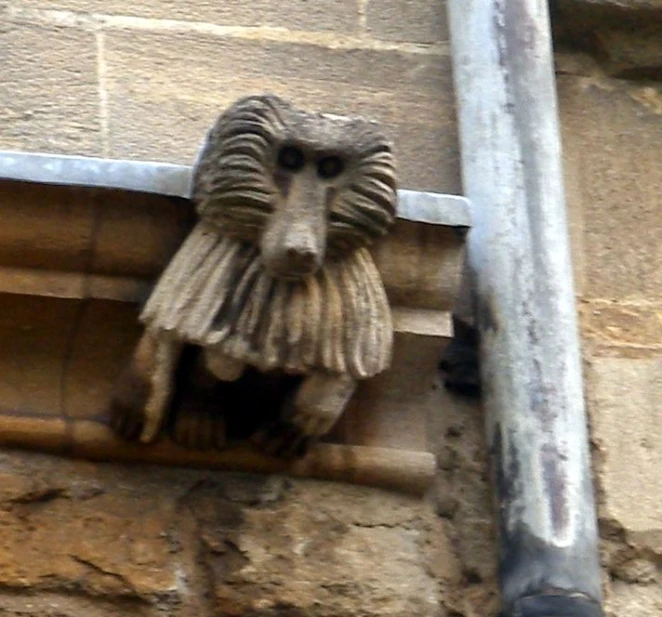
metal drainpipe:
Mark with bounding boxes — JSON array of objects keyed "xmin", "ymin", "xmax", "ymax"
[{"xmin": 446, "ymin": 2, "xmax": 604, "ymax": 617}]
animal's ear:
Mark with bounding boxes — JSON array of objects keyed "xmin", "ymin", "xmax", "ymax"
[{"xmin": 190, "ymin": 94, "xmax": 289, "ymax": 231}]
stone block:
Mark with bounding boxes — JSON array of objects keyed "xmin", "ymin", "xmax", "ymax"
[
  {"xmin": 580, "ymin": 301, "xmax": 662, "ymax": 347},
  {"xmin": 103, "ymin": 30, "xmax": 460, "ymax": 193},
  {"xmin": 0, "ymin": 455, "xmax": 451, "ymax": 616},
  {"xmin": 558, "ymin": 75, "xmax": 662, "ymax": 303},
  {"xmin": 366, "ymin": 0, "xmax": 449, "ymax": 44},
  {"xmin": 0, "ymin": 454, "xmax": 185, "ymax": 602},
  {"xmin": 0, "ymin": 19, "xmax": 102, "ymax": 155},
  {"xmin": 589, "ymin": 356, "xmax": 662, "ymax": 552},
  {"xmin": 0, "ymin": 295, "xmax": 80, "ymax": 417},
  {"xmin": 16, "ymin": 0, "xmax": 360, "ymax": 33},
  {"xmin": 188, "ymin": 481, "xmax": 441, "ymax": 617}
]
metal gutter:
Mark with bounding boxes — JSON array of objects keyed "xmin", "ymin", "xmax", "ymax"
[
  {"xmin": 446, "ymin": 1, "xmax": 604, "ymax": 617},
  {"xmin": 0, "ymin": 150, "xmax": 472, "ymax": 229},
  {"xmin": 0, "ymin": 151, "xmax": 192, "ymax": 199}
]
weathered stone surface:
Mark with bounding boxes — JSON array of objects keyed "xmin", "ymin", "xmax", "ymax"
[
  {"xmin": 366, "ymin": 0, "xmax": 448, "ymax": 44},
  {"xmin": 5, "ymin": 2, "xmax": 662, "ymax": 616},
  {"xmin": 611, "ymin": 557, "xmax": 658, "ymax": 585},
  {"xmin": 0, "ymin": 457, "xmax": 183, "ymax": 601},
  {"xmin": 557, "ymin": 0, "xmax": 662, "ymax": 23},
  {"xmin": 0, "ymin": 19, "xmax": 101, "ymax": 155},
  {"xmin": 606, "ymin": 580, "xmax": 662, "ymax": 617},
  {"xmin": 15, "ymin": 0, "xmax": 360, "ymax": 32},
  {"xmin": 554, "ymin": 1, "xmax": 662, "ymax": 77},
  {"xmin": 558, "ymin": 74, "xmax": 662, "ymax": 303},
  {"xmin": 592, "ymin": 27, "xmax": 662, "ymax": 78},
  {"xmin": 0, "ymin": 449, "xmax": 470, "ymax": 617},
  {"xmin": 580, "ymin": 300, "xmax": 662, "ymax": 347},
  {"xmin": 589, "ymin": 356, "xmax": 662, "ymax": 553},
  {"xmin": 429, "ymin": 387, "xmax": 499, "ymax": 616},
  {"xmin": 201, "ymin": 483, "xmax": 439, "ymax": 617},
  {"xmin": 103, "ymin": 30, "xmax": 460, "ymax": 193}
]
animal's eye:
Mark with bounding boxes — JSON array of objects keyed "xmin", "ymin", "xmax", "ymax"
[
  {"xmin": 317, "ymin": 156, "xmax": 344, "ymax": 179},
  {"xmin": 277, "ymin": 145, "xmax": 305, "ymax": 172}
]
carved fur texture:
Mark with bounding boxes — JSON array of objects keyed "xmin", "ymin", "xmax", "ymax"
[
  {"xmin": 110, "ymin": 94, "xmax": 398, "ymax": 454},
  {"xmin": 192, "ymin": 94, "xmax": 398, "ymax": 254},
  {"xmin": 141, "ymin": 224, "xmax": 392, "ymax": 379},
  {"xmin": 145, "ymin": 93, "xmax": 397, "ymax": 378}
]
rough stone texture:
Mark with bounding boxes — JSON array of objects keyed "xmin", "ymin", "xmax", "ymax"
[
  {"xmin": 558, "ymin": 73, "xmax": 662, "ymax": 303},
  {"xmin": 589, "ymin": 358, "xmax": 662, "ymax": 550},
  {"xmin": 554, "ymin": 0, "xmax": 662, "ymax": 77},
  {"xmin": 606, "ymin": 582, "xmax": 662, "ymax": 617},
  {"xmin": 580, "ymin": 301, "xmax": 662, "ymax": 349},
  {"xmin": 429, "ymin": 389, "xmax": 498, "ymax": 617},
  {"xmin": 0, "ymin": 17, "xmax": 102, "ymax": 155},
  {"xmin": 366, "ymin": 0, "xmax": 449, "ymax": 44},
  {"xmin": 13, "ymin": 0, "xmax": 360, "ymax": 33},
  {"xmin": 556, "ymin": 0, "xmax": 662, "ymax": 23},
  {"xmin": 587, "ymin": 358, "xmax": 662, "ymax": 617},
  {"xmin": 204, "ymin": 482, "xmax": 439, "ymax": 617},
  {"xmin": 0, "ymin": 7, "xmax": 484, "ymax": 617},
  {"xmin": 558, "ymin": 49, "xmax": 662, "ymax": 615},
  {"xmin": 592, "ymin": 28, "xmax": 662, "ymax": 79},
  {"xmin": 102, "ymin": 30, "xmax": 460, "ymax": 193},
  {"xmin": 0, "ymin": 451, "xmax": 458, "ymax": 617}
]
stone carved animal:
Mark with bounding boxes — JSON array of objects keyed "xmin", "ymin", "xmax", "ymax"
[{"xmin": 110, "ymin": 94, "xmax": 398, "ymax": 456}]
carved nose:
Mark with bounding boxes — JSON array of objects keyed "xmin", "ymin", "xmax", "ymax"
[{"xmin": 285, "ymin": 246, "xmax": 317, "ymax": 271}]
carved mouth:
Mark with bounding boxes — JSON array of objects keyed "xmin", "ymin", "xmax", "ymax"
[{"xmin": 268, "ymin": 263, "xmax": 319, "ymax": 281}]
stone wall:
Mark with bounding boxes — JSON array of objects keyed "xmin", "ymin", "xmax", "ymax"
[
  {"xmin": 0, "ymin": 1, "xmax": 660, "ymax": 616},
  {"xmin": 553, "ymin": 3, "xmax": 662, "ymax": 614}
]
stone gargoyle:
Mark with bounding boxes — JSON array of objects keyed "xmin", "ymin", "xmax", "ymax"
[{"xmin": 109, "ymin": 94, "xmax": 398, "ymax": 456}]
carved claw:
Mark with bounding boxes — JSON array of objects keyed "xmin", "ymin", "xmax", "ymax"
[
  {"xmin": 109, "ymin": 359, "xmax": 152, "ymax": 441},
  {"xmin": 109, "ymin": 379, "xmax": 149, "ymax": 441}
]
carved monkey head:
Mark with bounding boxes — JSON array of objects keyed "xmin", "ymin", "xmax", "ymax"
[{"xmin": 191, "ymin": 94, "xmax": 398, "ymax": 280}]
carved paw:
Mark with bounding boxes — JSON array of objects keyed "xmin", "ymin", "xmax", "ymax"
[
  {"xmin": 109, "ymin": 331, "xmax": 181, "ymax": 443},
  {"xmin": 203, "ymin": 348, "xmax": 246, "ymax": 382},
  {"xmin": 169, "ymin": 407, "xmax": 227, "ymax": 450},
  {"xmin": 167, "ymin": 347, "xmax": 229, "ymax": 450},
  {"xmin": 251, "ymin": 371, "xmax": 356, "ymax": 459}
]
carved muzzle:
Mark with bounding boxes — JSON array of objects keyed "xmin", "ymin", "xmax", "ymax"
[{"xmin": 260, "ymin": 170, "xmax": 328, "ymax": 280}]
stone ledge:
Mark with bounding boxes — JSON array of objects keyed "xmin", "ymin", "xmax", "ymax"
[
  {"xmin": 0, "ymin": 152, "xmax": 470, "ymax": 312},
  {"xmin": 0, "ymin": 152, "xmax": 468, "ymax": 493},
  {"xmin": 0, "ymin": 416, "xmax": 436, "ymax": 495}
]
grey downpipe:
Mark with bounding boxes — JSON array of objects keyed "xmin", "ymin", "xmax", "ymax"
[{"xmin": 446, "ymin": 2, "xmax": 604, "ymax": 617}]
